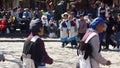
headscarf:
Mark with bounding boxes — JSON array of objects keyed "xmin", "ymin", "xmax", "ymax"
[
  {"xmin": 29, "ymin": 19, "xmax": 43, "ymax": 34},
  {"xmin": 89, "ymin": 17, "xmax": 104, "ymax": 29}
]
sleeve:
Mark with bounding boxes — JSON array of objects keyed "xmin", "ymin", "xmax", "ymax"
[
  {"xmin": 98, "ymin": 7, "xmax": 100, "ymax": 17},
  {"xmin": 67, "ymin": 21, "xmax": 71, "ymax": 29},
  {"xmin": 59, "ymin": 21, "xmax": 62, "ymax": 29},
  {"xmin": 39, "ymin": 39, "xmax": 53, "ymax": 64},
  {"xmin": 90, "ymin": 35, "xmax": 107, "ymax": 65},
  {"xmin": 76, "ymin": 19, "xmax": 79, "ymax": 29}
]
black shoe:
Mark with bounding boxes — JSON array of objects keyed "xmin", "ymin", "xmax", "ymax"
[
  {"xmin": 113, "ymin": 45, "xmax": 116, "ymax": 48},
  {"xmin": 102, "ymin": 48, "xmax": 109, "ymax": 51},
  {"xmin": 62, "ymin": 44, "xmax": 64, "ymax": 48}
]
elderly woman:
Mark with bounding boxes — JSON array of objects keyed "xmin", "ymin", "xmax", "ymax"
[{"xmin": 77, "ymin": 17, "xmax": 111, "ymax": 68}]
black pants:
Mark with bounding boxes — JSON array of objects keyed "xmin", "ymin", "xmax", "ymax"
[
  {"xmin": 62, "ymin": 41, "xmax": 69, "ymax": 47},
  {"xmin": 71, "ymin": 40, "xmax": 77, "ymax": 46},
  {"xmin": 78, "ymin": 33, "xmax": 85, "ymax": 40},
  {"xmin": 105, "ymin": 32, "xmax": 116, "ymax": 49}
]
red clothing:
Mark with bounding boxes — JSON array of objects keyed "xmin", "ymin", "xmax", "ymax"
[
  {"xmin": 28, "ymin": 33, "xmax": 53, "ymax": 64},
  {"xmin": 0, "ymin": 19, "xmax": 7, "ymax": 29}
]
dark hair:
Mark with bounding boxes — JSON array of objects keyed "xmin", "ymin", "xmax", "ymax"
[
  {"xmin": 29, "ymin": 19, "xmax": 43, "ymax": 36},
  {"xmin": 118, "ymin": 13, "xmax": 120, "ymax": 16}
]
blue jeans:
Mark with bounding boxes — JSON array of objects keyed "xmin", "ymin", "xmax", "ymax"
[{"xmin": 116, "ymin": 31, "xmax": 120, "ymax": 48}]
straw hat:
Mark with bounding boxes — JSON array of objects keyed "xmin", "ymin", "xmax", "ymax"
[{"xmin": 61, "ymin": 12, "xmax": 69, "ymax": 18}]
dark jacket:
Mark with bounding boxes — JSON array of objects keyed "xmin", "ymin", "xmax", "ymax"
[
  {"xmin": 106, "ymin": 16, "xmax": 116, "ymax": 33},
  {"xmin": 115, "ymin": 20, "xmax": 120, "ymax": 32},
  {"xmin": 23, "ymin": 33, "xmax": 53, "ymax": 66}
]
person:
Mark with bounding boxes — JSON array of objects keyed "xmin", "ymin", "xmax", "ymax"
[
  {"xmin": 33, "ymin": 8, "xmax": 42, "ymax": 19},
  {"xmin": 78, "ymin": 14, "xmax": 88, "ymax": 40},
  {"xmin": 68, "ymin": 12, "xmax": 78, "ymax": 48},
  {"xmin": 59, "ymin": 12, "xmax": 69, "ymax": 47},
  {"xmin": 87, "ymin": 13, "xmax": 93, "ymax": 24},
  {"xmin": 114, "ymin": 14, "xmax": 120, "ymax": 50},
  {"xmin": 77, "ymin": 17, "xmax": 111, "ymax": 68},
  {"xmin": 0, "ymin": 52, "xmax": 5, "ymax": 62},
  {"xmin": 45, "ymin": 10, "xmax": 54, "ymax": 21},
  {"xmin": 98, "ymin": 2, "xmax": 108, "ymax": 20},
  {"xmin": 41, "ymin": 15, "xmax": 49, "ymax": 37},
  {"xmin": 0, "ymin": 16, "xmax": 8, "ymax": 33},
  {"xmin": 84, "ymin": 13, "xmax": 93, "ymax": 27},
  {"xmin": 48, "ymin": 17, "xmax": 57, "ymax": 38},
  {"xmin": 23, "ymin": 8, "xmax": 31, "ymax": 19},
  {"xmin": 20, "ymin": 16, "xmax": 30, "ymax": 33},
  {"xmin": 54, "ymin": 0, "xmax": 66, "ymax": 20},
  {"xmin": 22, "ymin": 18, "xmax": 53, "ymax": 68},
  {"xmin": 11, "ymin": 8, "xmax": 19, "ymax": 20},
  {"xmin": 105, "ymin": 12, "xmax": 116, "ymax": 49}
]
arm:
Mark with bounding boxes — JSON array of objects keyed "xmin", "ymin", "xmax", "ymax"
[
  {"xmin": 90, "ymin": 35, "xmax": 107, "ymax": 65},
  {"xmin": 39, "ymin": 39, "xmax": 53, "ymax": 64}
]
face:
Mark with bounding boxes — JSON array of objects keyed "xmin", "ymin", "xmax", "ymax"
[
  {"xmin": 101, "ymin": 2, "xmax": 105, "ymax": 7},
  {"xmin": 80, "ymin": 16, "xmax": 84, "ymax": 20},
  {"xmin": 43, "ymin": 17, "xmax": 47, "ymax": 20},
  {"xmin": 38, "ymin": 27, "xmax": 44, "ymax": 35},
  {"xmin": 95, "ymin": 23, "xmax": 105, "ymax": 33},
  {"xmin": 64, "ymin": 15, "xmax": 68, "ymax": 19},
  {"xmin": 118, "ymin": 15, "xmax": 120, "ymax": 20},
  {"xmin": 107, "ymin": 13, "xmax": 111, "ymax": 18},
  {"xmin": 70, "ymin": 15, "xmax": 74, "ymax": 19}
]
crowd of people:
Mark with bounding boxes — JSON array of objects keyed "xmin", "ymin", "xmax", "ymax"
[
  {"xmin": 1, "ymin": 0, "xmax": 120, "ymax": 68},
  {"xmin": 59, "ymin": 2, "xmax": 120, "ymax": 51},
  {"xmin": 0, "ymin": 0, "xmax": 120, "ymax": 50}
]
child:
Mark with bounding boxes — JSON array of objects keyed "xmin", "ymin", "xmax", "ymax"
[
  {"xmin": 68, "ymin": 12, "xmax": 78, "ymax": 48},
  {"xmin": 59, "ymin": 12, "xmax": 69, "ymax": 47}
]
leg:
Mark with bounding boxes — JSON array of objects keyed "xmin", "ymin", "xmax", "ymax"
[
  {"xmin": 116, "ymin": 32, "xmax": 120, "ymax": 48},
  {"xmin": 71, "ymin": 40, "xmax": 77, "ymax": 48},
  {"xmin": 105, "ymin": 33, "xmax": 111, "ymax": 49},
  {"xmin": 62, "ymin": 42, "xmax": 65, "ymax": 48}
]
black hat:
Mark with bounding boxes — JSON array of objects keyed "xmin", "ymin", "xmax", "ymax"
[{"xmin": 30, "ymin": 19, "xmax": 43, "ymax": 33}]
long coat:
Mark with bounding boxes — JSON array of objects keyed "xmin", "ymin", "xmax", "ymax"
[{"xmin": 79, "ymin": 29, "xmax": 107, "ymax": 68}]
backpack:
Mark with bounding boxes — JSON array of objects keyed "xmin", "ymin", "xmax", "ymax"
[
  {"xmin": 77, "ymin": 32, "xmax": 97, "ymax": 59},
  {"xmin": 21, "ymin": 35, "xmax": 40, "ymax": 68}
]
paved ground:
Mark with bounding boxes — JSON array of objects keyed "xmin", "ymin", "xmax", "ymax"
[{"xmin": 0, "ymin": 42, "xmax": 120, "ymax": 68}]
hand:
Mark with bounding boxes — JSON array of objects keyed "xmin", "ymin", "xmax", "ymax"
[
  {"xmin": 106, "ymin": 61, "xmax": 111, "ymax": 65},
  {"xmin": 112, "ymin": 26, "xmax": 115, "ymax": 31}
]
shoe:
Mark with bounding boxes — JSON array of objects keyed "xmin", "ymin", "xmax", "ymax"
[
  {"xmin": 62, "ymin": 44, "xmax": 64, "ymax": 48},
  {"xmin": 71, "ymin": 45, "xmax": 73, "ymax": 48},
  {"xmin": 114, "ymin": 47, "xmax": 120, "ymax": 51},
  {"xmin": 102, "ymin": 48, "xmax": 109, "ymax": 51},
  {"xmin": 113, "ymin": 45, "xmax": 116, "ymax": 48},
  {"xmin": 62, "ymin": 43, "xmax": 66, "ymax": 48}
]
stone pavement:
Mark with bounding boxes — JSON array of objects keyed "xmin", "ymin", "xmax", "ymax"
[
  {"xmin": 0, "ymin": 38, "xmax": 60, "ymax": 42},
  {"xmin": 0, "ymin": 42, "xmax": 120, "ymax": 68}
]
